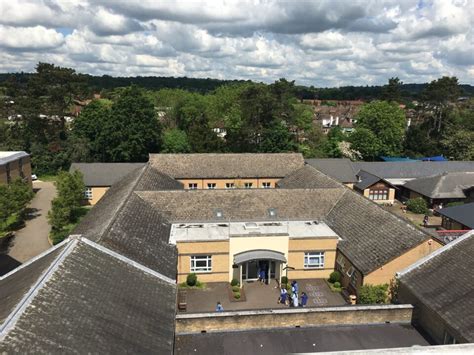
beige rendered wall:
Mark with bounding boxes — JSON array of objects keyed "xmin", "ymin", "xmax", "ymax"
[
  {"xmin": 229, "ymin": 235, "xmax": 289, "ymax": 282},
  {"xmin": 364, "ymin": 239, "xmax": 442, "ymax": 285},
  {"xmin": 177, "ymin": 241, "xmax": 230, "ymax": 283},
  {"xmin": 84, "ymin": 186, "xmax": 109, "ymax": 205},
  {"xmin": 175, "ymin": 305, "xmax": 414, "ymax": 334},
  {"xmin": 287, "ymin": 238, "xmax": 338, "ymax": 279},
  {"xmin": 344, "ymin": 183, "xmax": 354, "ymax": 189},
  {"xmin": 179, "ymin": 178, "xmax": 281, "ymax": 189}
]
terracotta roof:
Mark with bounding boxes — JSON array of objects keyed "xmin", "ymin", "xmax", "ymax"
[{"xmin": 149, "ymin": 153, "xmax": 305, "ymax": 179}]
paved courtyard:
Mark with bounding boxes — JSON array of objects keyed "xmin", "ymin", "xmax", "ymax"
[{"xmin": 182, "ymin": 279, "xmax": 346, "ymax": 313}]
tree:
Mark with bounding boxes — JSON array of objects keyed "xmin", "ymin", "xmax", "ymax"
[
  {"xmin": 0, "ymin": 179, "xmax": 34, "ymax": 235},
  {"xmin": 102, "ymin": 86, "xmax": 162, "ymax": 162},
  {"xmin": 187, "ymin": 115, "xmax": 222, "ymax": 153},
  {"xmin": 48, "ymin": 170, "xmax": 85, "ymax": 244},
  {"xmin": 358, "ymin": 284, "xmax": 389, "ymax": 304},
  {"xmin": 349, "ymin": 128, "xmax": 380, "ymax": 161},
  {"xmin": 162, "ymin": 129, "xmax": 191, "ymax": 153},
  {"xmin": 441, "ymin": 130, "xmax": 474, "ymax": 160},
  {"xmin": 259, "ymin": 121, "xmax": 295, "ymax": 153},
  {"xmin": 382, "ymin": 77, "xmax": 402, "ymax": 102},
  {"xmin": 355, "ymin": 101, "xmax": 406, "ymax": 157}
]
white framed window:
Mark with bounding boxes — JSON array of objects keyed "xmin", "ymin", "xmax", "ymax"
[
  {"xmin": 207, "ymin": 183, "xmax": 216, "ymax": 189},
  {"xmin": 336, "ymin": 254, "xmax": 345, "ymax": 269},
  {"xmin": 190, "ymin": 255, "xmax": 212, "ymax": 273},
  {"xmin": 244, "ymin": 182, "xmax": 253, "ymax": 189},
  {"xmin": 346, "ymin": 266, "xmax": 355, "ymax": 277},
  {"xmin": 225, "ymin": 183, "xmax": 235, "ymax": 189},
  {"xmin": 262, "ymin": 182, "xmax": 271, "ymax": 189},
  {"xmin": 188, "ymin": 183, "xmax": 198, "ymax": 190},
  {"xmin": 84, "ymin": 187, "xmax": 93, "ymax": 200},
  {"xmin": 369, "ymin": 189, "xmax": 388, "ymax": 200},
  {"xmin": 304, "ymin": 252, "xmax": 325, "ymax": 269}
]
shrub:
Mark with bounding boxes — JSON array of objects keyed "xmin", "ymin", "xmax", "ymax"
[
  {"xmin": 333, "ymin": 281, "xmax": 341, "ymax": 288},
  {"xmin": 230, "ymin": 278, "xmax": 239, "ymax": 287},
  {"xmin": 329, "ymin": 271, "xmax": 341, "ymax": 283},
  {"xmin": 233, "ymin": 292, "xmax": 241, "ymax": 299},
  {"xmin": 358, "ymin": 284, "xmax": 389, "ymax": 304},
  {"xmin": 406, "ymin": 198, "xmax": 428, "ymax": 214},
  {"xmin": 281, "ymin": 276, "xmax": 288, "ymax": 285},
  {"xmin": 232, "ymin": 285, "xmax": 240, "ymax": 292},
  {"xmin": 186, "ymin": 273, "xmax": 197, "ymax": 287}
]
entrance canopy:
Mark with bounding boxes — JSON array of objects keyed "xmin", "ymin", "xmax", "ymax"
[{"xmin": 234, "ymin": 250, "xmax": 286, "ymax": 264}]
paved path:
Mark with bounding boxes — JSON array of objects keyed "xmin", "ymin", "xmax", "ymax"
[
  {"xmin": 184, "ymin": 279, "xmax": 346, "ymax": 313},
  {"xmin": 7, "ymin": 181, "xmax": 56, "ymax": 263}
]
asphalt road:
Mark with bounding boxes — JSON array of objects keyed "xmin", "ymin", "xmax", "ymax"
[{"xmin": 7, "ymin": 181, "xmax": 56, "ymax": 264}]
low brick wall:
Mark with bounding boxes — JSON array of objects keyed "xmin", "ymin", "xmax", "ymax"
[{"xmin": 175, "ymin": 304, "xmax": 414, "ymax": 334}]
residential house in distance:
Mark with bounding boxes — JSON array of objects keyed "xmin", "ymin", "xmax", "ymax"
[
  {"xmin": 69, "ymin": 162, "xmax": 145, "ymax": 205},
  {"xmin": 437, "ymin": 202, "xmax": 474, "ymax": 231},
  {"xmin": 353, "ymin": 170, "xmax": 396, "ymax": 205},
  {"xmin": 0, "ymin": 151, "xmax": 32, "ymax": 186},
  {"xmin": 308, "ymin": 100, "xmax": 362, "ymax": 134},
  {"xmin": 401, "ymin": 172, "xmax": 474, "ymax": 208},
  {"xmin": 397, "ymin": 231, "xmax": 474, "ymax": 344}
]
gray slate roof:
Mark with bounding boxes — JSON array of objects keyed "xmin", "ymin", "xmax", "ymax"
[
  {"xmin": 354, "ymin": 170, "xmax": 395, "ymax": 190},
  {"xmin": 138, "ymin": 188, "xmax": 345, "ymax": 223},
  {"xmin": 306, "ymin": 158, "xmax": 358, "ymax": 183},
  {"xmin": 149, "ymin": 153, "xmax": 305, "ymax": 179},
  {"xmin": 69, "ymin": 162, "xmax": 146, "ymax": 186},
  {"xmin": 277, "ymin": 165, "xmax": 342, "ymax": 189},
  {"xmin": 398, "ymin": 232, "xmax": 474, "ymax": 342},
  {"xmin": 0, "ymin": 237, "xmax": 176, "ymax": 354},
  {"xmin": 436, "ymin": 202, "xmax": 474, "ymax": 229},
  {"xmin": 353, "ymin": 161, "xmax": 474, "ymax": 179},
  {"xmin": 403, "ymin": 172, "xmax": 474, "ymax": 199},
  {"xmin": 74, "ymin": 164, "xmax": 182, "ymax": 279},
  {"xmin": 326, "ymin": 190, "xmax": 430, "ymax": 275}
]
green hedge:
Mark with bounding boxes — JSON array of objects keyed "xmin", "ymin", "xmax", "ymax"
[
  {"xmin": 406, "ymin": 197, "xmax": 428, "ymax": 214},
  {"xmin": 358, "ymin": 284, "xmax": 389, "ymax": 304}
]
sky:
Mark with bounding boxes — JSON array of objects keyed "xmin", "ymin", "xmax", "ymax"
[{"xmin": 0, "ymin": 0, "xmax": 473, "ymax": 87}]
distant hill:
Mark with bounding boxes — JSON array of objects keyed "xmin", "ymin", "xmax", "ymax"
[{"xmin": 0, "ymin": 72, "xmax": 472, "ymax": 100}]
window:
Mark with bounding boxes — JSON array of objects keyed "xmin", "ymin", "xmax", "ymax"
[
  {"xmin": 347, "ymin": 266, "xmax": 358, "ymax": 287},
  {"xmin": 190, "ymin": 255, "xmax": 212, "ymax": 273},
  {"xmin": 244, "ymin": 182, "xmax": 253, "ymax": 189},
  {"xmin": 336, "ymin": 254, "xmax": 345, "ymax": 269},
  {"xmin": 225, "ymin": 183, "xmax": 235, "ymax": 189},
  {"xmin": 368, "ymin": 189, "xmax": 389, "ymax": 200},
  {"xmin": 188, "ymin": 183, "xmax": 198, "ymax": 190},
  {"xmin": 84, "ymin": 187, "xmax": 93, "ymax": 200},
  {"xmin": 207, "ymin": 183, "xmax": 216, "ymax": 189},
  {"xmin": 262, "ymin": 182, "xmax": 271, "ymax": 189},
  {"xmin": 304, "ymin": 252, "xmax": 325, "ymax": 269}
]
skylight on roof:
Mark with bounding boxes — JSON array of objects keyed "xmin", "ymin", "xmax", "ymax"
[{"xmin": 268, "ymin": 208, "xmax": 277, "ymax": 218}]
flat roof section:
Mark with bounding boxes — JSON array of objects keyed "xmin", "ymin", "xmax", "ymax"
[
  {"xmin": 0, "ymin": 151, "xmax": 28, "ymax": 165},
  {"xmin": 169, "ymin": 220, "xmax": 339, "ymax": 243},
  {"xmin": 175, "ymin": 323, "xmax": 430, "ymax": 354}
]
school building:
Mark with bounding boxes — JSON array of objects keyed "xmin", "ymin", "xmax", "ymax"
[{"xmin": 0, "ymin": 151, "xmax": 32, "ymax": 186}]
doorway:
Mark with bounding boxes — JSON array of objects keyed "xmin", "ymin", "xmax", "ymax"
[{"xmin": 242, "ymin": 260, "xmax": 277, "ymax": 282}]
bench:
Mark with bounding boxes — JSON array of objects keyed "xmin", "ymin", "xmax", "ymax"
[{"xmin": 178, "ymin": 290, "xmax": 187, "ymax": 312}]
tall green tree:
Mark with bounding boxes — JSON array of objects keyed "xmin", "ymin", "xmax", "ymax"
[
  {"xmin": 162, "ymin": 128, "xmax": 191, "ymax": 153},
  {"xmin": 382, "ymin": 77, "xmax": 402, "ymax": 102},
  {"xmin": 354, "ymin": 101, "xmax": 406, "ymax": 158},
  {"xmin": 103, "ymin": 86, "xmax": 161, "ymax": 161}
]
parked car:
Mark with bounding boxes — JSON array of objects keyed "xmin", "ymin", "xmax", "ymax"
[{"xmin": 31, "ymin": 174, "xmax": 38, "ymax": 181}]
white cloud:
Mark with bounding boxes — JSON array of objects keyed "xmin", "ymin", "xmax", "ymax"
[{"xmin": 0, "ymin": 0, "xmax": 471, "ymax": 86}]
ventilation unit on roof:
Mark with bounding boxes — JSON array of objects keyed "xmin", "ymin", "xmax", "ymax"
[
  {"xmin": 214, "ymin": 208, "xmax": 224, "ymax": 219},
  {"xmin": 244, "ymin": 222, "xmax": 259, "ymax": 230},
  {"xmin": 268, "ymin": 208, "xmax": 277, "ymax": 218}
]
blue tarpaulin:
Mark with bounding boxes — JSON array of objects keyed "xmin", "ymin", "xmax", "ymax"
[
  {"xmin": 420, "ymin": 156, "xmax": 447, "ymax": 161},
  {"xmin": 380, "ymin": 156, "xmax": 418, "ymax": 162}
]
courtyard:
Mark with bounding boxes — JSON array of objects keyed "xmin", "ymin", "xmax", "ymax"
[{"xmin": 181, "ymin": 279, "xmax": 346, "ymax": 313}]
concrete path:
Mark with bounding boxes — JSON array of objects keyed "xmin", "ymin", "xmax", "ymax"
[
  {"xmin": 7, "ymin": 181, "xmax": 56, "ymax": 263},
  {"xmin": 183, "ymin": 279, "xmax": 346, "ymax": 313}
]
